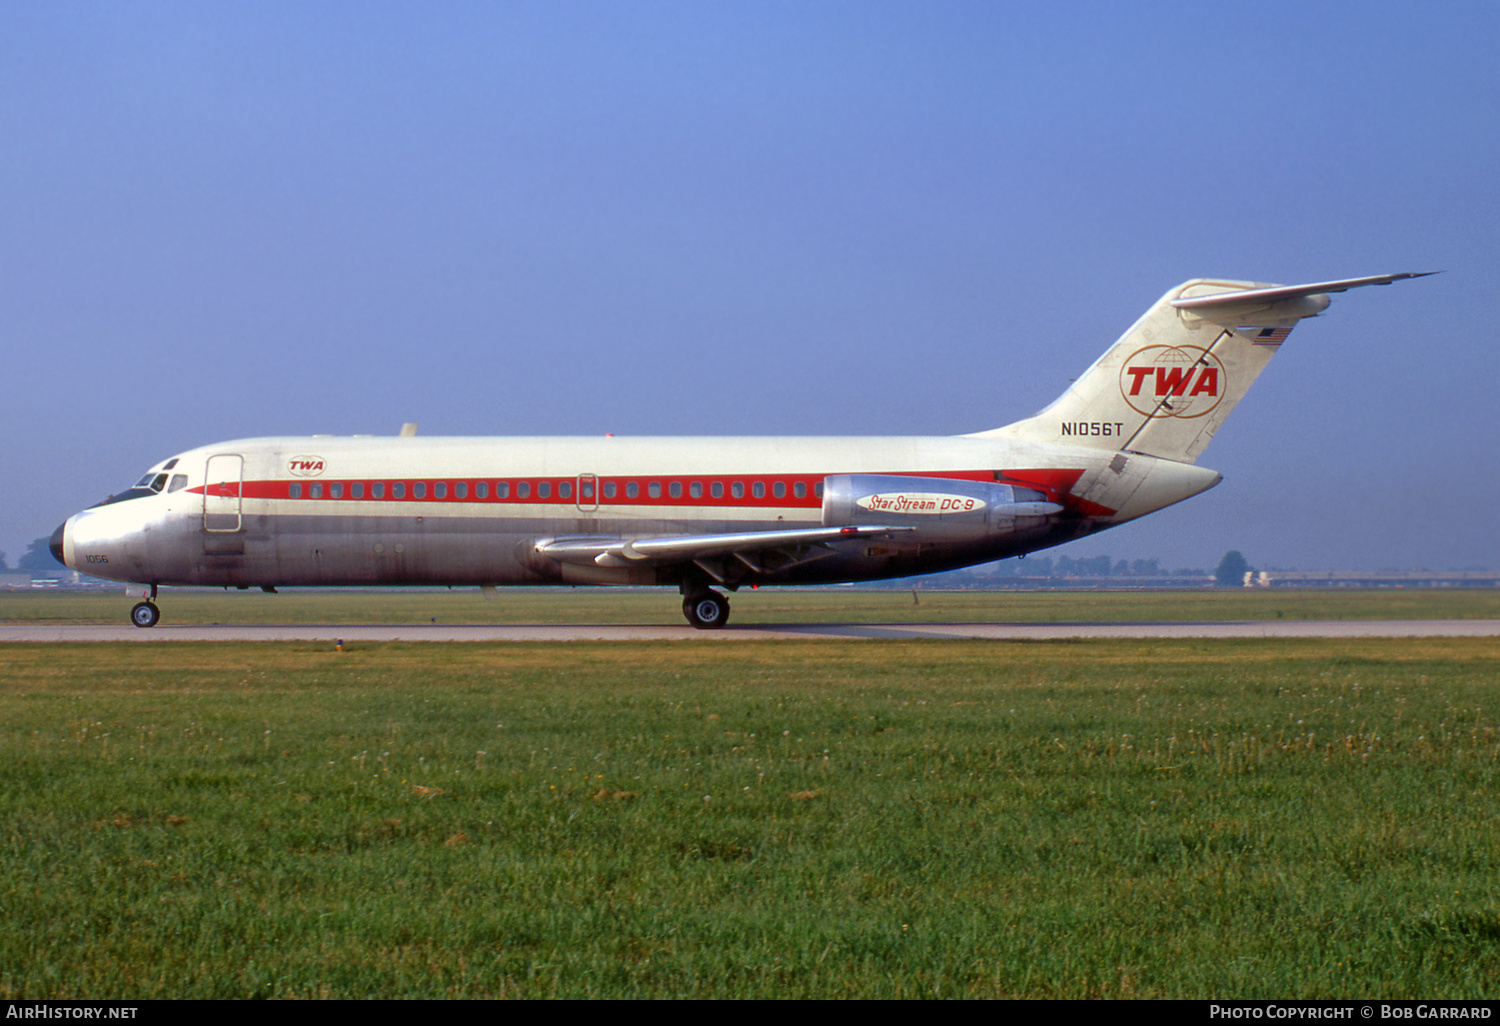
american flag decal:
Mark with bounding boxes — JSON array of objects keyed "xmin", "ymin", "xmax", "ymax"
[{"xmin": 1252, "ymin": 326, "xmax": 1293, "ymax": 348}]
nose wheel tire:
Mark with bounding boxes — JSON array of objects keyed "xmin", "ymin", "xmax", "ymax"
[
  {"xmin": 682, "ymin": 592, "xmax": 730, "ymax": 630},
  {"xmin": 130, "ymin": 601, "xmax": 161, "ymax": 628}
]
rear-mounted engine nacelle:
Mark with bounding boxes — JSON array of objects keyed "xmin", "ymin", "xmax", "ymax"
[{"xmin": 821, "ymin": 474, "xmax": 1060, "ymax": 541}]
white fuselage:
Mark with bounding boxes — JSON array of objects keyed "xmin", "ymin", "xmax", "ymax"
[{"xmin": 56, "ymin": 433, "xmax": 1221, "ymax": 591}]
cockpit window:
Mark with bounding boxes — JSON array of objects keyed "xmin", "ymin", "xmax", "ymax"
[
  {"xmin": 168, "ymin": 474, "xmax": 188, "ymax": 492},
  {"xmin": 91, "ymin": 468, "xmax": 175, "ymax": 507}
]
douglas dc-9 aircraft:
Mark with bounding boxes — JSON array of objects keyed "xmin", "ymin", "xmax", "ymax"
[{"xmin": 52, "ymin": 273, "xmax": 1428, "ymax": 629}]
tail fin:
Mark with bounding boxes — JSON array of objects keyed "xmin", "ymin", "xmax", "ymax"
[{"xmin": 973, "ymin": 273, "xmax": 1432, "ymax": 464}]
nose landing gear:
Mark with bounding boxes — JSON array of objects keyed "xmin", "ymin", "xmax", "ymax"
[{"xmin": 129, "ymin": 585, "xmax": 161, "ymax": 628}]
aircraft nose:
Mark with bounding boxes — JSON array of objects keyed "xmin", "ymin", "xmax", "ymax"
[{"xmin": 50, "ymin": 521, "xmax": 67, "ymax": 567}]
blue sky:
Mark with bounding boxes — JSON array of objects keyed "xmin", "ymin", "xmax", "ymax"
[{"xmin": 3, "ymin": 1, "xmax": 1495, "ymax": 571}]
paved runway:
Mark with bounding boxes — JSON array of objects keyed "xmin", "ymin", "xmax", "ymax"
[{"xmin": 2, "ymin": 620, "xmax": 1497, "ymax": 642}]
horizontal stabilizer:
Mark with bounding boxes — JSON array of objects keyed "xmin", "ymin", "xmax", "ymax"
[{"xmin": 1171, "ymin": 272, "xmax": 1437, "ymax": 313}]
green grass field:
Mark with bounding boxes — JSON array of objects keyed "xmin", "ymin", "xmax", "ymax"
[
  {"xmin": 4, "ymin": 585, "xmax": 1499, "ymax": 626},
  {"xmin": 2, "ymin": 634, "xmax": 1498, "ymax": 998}
]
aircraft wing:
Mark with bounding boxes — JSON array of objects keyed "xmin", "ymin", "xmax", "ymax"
[
  {"xmin": 1170, "ymin": 272, "xmax": 1437, "ymax": 312},
  {"xmin": 536, "ymin": 524, "xmax": 914, "ymax": 577}
]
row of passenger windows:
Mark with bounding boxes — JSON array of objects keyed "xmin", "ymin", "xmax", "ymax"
[{"xmin": 285, "ymin": 479, "xmax": 824, "ymax": 501}]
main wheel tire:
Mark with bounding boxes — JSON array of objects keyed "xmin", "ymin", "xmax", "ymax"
[
  {"xmin": 130, "ymin": 601, "xmax": 161, "ymax": 628},
  {"xmin": 682, "ymin": 592, "xmax": 730, "ymax": 630}
]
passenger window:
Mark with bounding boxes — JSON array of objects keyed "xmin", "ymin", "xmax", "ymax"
[
  {"xmin": 626, "ymin": 482, "xmax": 638, "ymax": 499},
  {"xmin": 393, "ymin": 483, "xmax": 405, "ymax": 499},
  {"xmin": 648, "ymin": 482, "xmax": 661, "ymax": 498},
  {"xmin": 689, "ymin": 482, "xmax": 702, "ymax": 499},
  {"xmin": 413, "ymin": 483, "xmax": 426, "ymax": 499},
  {"xmin": 669, "ymin": 482, "xmax": 682, "ymax": 498},
  {"xmin": 731, "ymin": 483, "xmax": 744, "ymax": 499},
  {"xmin": 434, "ymin": 483, "xmax": 447, "ymax": 499},
  {"xmin": 352, "ymin": 483, "xmax": 364, "ymax": 499},
  {"xmin": 538, "ymin": 482, "xmax": 550, "ymax": 498},
  {"xmin": 752, "ymin": 482, "xmax": 765, "ymax": 498},
  {"xmin": 711, "ymin": 482, "xmax": 723, "ymax": 498},
  {"xmin": 773, "ymin": 481, "xmax": 785, "ymax": 499},
  {"xmin": 559, "ymin": 481, "xmax": 571, "ymax": 499},
  {"xmin": 603, "ymin": 481, "xmax": 616, "ymax": 499},
  {"xmin": 455, "ymin": 482, "xmax": 467, "ymax": 499},
  {"xmin": 373, "ymin": 483, "xmax": 385, "ymax": 499},
  {"xmin": 331, "ymin": 483, "xmax": 343, "ymax": 499},
  {"xmin": 168, "ymin": 475, "xmax": 187, "ymax": 493},
  {"xmin": 474, "ymin": 482, "xmax": 486, "ymax": 499},
  {"xmin": 497, "ymin": 482, "xmax": 509, "ymax": 498},
  {"xmin": 289, "ymin": 483, "xmax": 302, "ymax": 499},
  {"xmin": 517, "ymin": 482, "xmax": 530, "ymax": 498},
  {"xmin": 793, "ymin": 482, "xmax": 806, "ymax": 499},
  {"xmin": 814, "ymin": 482, "xmax": 824, "ymax": 498},
  {"xmin": 310, "ymin": 484, "xmax": 323, "ymax": 499}
]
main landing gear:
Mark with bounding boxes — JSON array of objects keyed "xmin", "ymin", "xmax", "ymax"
[
  {"xmin": 130, "ymin": 585, "xmax": 160, "ymax": 628},
  {"xmin": 681, "ymin": 589, "xmax": 730, "ymax": 630}
]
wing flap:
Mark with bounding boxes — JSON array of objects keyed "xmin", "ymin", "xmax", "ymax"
[{"xmin": 535, "ymin": 525, "xmax": 915, "ymax": 568}]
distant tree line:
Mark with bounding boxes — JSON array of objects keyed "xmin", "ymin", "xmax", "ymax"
[
  {"xmin": 8, "ymin": 537, "xmax": 60, "ymax": 575},
  {"xmin": 993, "ymin": 555, "xmax": 1209, "ymax": 578}
]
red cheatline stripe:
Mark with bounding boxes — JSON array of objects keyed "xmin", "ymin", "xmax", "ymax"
[{"xmin": 191, "ymin": 467, "xmax": 1113, "ymax": 515}]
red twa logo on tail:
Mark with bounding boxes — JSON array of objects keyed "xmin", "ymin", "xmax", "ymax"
[{"xmin": 1119, "ymin": 346, "xmax": 1226, "ymax": 419}]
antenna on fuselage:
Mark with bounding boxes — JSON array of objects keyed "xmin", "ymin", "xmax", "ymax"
[{"xmin": 400, "ymin": 423, "xmax": 419, "ymax": 437}]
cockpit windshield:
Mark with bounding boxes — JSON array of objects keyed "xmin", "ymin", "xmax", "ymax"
[{"xmin": 89, "ymin": 466, "xmax": 181, "ymax": 508}]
